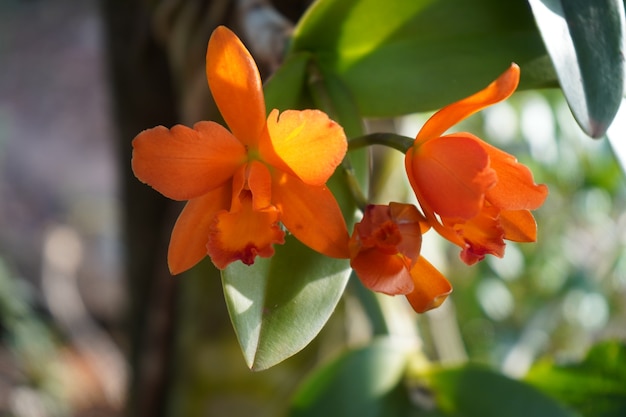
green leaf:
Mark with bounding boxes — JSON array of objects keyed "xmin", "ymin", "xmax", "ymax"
[
  {"xmin": 264, "ymin": 52, "xmax": 313, "ymax": 112},
  {"xmin": 525, "ymin": 340, "xmax": 626, "ymax": 417},
  {"xmin": 221, "ymin": 237, "xmax": 351, "ymax": 371},
  {"xmin": 289, "ymin": 337, "xmax": 417, "ymax": 417},
  {"xmin": 291, "ymin": 0, "xmax": 553, "ymax": 117},
  {"xmin": 528, "ymin": 0, "xmax": 625, "ymax": 138},
  {"xmin": 422, "ymin": 364, "xmax": 578, "ymax": 417}
]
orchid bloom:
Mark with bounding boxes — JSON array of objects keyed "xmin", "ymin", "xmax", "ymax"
[
  {"xmin": 405, "ymin": 64, "xmax": 548, "ymax": 265},
  {"xmin": 132, "ymin": 26, "xmax": 350, "ymax": 273},
  {"xmin": 349, "ymin": 203, "xmax": 452, "ymax": 313}
]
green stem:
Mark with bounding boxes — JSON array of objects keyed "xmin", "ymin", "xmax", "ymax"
[
  {"xmin": 349, "ymin": 133, "xmax": 415, "ymax": 154},
  {"xmin": 341, "ymin": 159, "xmax": 369, "ymax": 211}
]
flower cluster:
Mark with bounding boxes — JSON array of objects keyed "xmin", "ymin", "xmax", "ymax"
[
  {"xmin": 132, "ymin": 26, "xmax": 547, "ymax": 314},
  {"xmin": 132, "ymin": 26, "xmax": 349, "ymax": 273},
  {"xmin": 348, "ymin": 63, "xmax": 548, "ymax": 312}
]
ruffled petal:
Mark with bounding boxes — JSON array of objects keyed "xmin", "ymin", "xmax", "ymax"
[
  {"xmin": 500, "ymin": 209, "xmax": 537, "ymax": 242},
  {"xmin": 272, "ymin": 172, "xmax": 350, "ymax": 259},
  {"xmin": 260, "ymin": 109, "xmax": 347, "ymax": 186},
  {"xmin": 132, "ymin": 121, "xmax": 246, "ymax": 200},
  {"xmin": 389, "ymin": 202, "xmax": 428, "ymax": 260},
  {"xmin": 350, "ymin": 248, "xmax": 414, "ymax": 295},
  {"xmin": 207, "ymin": 191, "xmax": 285, "ymax": 269},
  {"xmin": 405, "ymin": 256, "xmax": 452, "ymax": 313},
  {"xmin": 206, "ymin": 26, "xmax": 266, "ymax": 147},
  {"xmin": 407, "ymin": 134, "xmax": 497, "ymax": 219},
  {"xmin": 444, "ymin": 205, "xmax": 505, "ymax": 265},
  {"xmin": 349, "ymin": 203, "xmax": 426, "ymax": 295},
  {"xmin": 481, "ymin": 141, "xmax": 549, "ymax": 210},
  {"xmin": 351, "ymin": 205, "xmax": 411, "ymax": 256},
  {"xmin": 168, "ymin": 185, "xmax": 231, "ymax": 274},
  {"xmin": 417, "ymin": 64, "xmax": 520, "ymax": 142}
]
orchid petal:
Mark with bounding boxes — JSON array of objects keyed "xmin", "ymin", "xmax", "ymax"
[
  {"xmin": 261, "ymin": 109, "xmax": 347, "ymax": 186},
  {"xmin": 247, "ymin": 160, "xmax": 273, "ymax": 210},
  {"xmin": 406, "ymin": 256, "xmax": 452, "ymax": 314},
  {"xmin": 132, "ymin": 121, "xmax": 246, "ymax": 200},
  {"xmin": 168, "ymin": 185, "xmax": 231, "ymax": 274},
  {"xmin": 206, "ymin": 26, "xmax": 266, "ymax": 147},
  {"xmin": 349, "ymin": 203, "xmax": 426, "ymax": 295},
  {"xmin": 272, "ymin": 172, "xmax": 350, "ymax": 259},
  {"xmin": 500, "ymin": 209, "xmax": 537, "ymax": 242},
  {"xmin": 352, "ymin": 205, "xmax": 410, "ymax": 256},
  {"xmin": 482, "ymin": 141, "xmax": 549, "ymax": 210},
  {"xmin": 407, "ymin": 134, "xmax": 497, "ymax": 219},
  {"xmin": 207, "ymin": 192, "xmax": 285, "ymax": 270},
  {"xmin": 389, "ymin": 202, "xmax": 428, "ymax": 262},
  {"xmin": 350, "ymin": 248, "xmax": 414, "ymax": 295},
  {"xmin": 417, "ymin": 64, "xmax": 520, "ymax": 142},
  {"xmin": 445, "ymin": 205, "xmax": 505, "ymax": 265}
]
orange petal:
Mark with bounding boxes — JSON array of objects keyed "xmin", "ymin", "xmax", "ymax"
[
  {"xmin": 389, "ymin": 202, "xmax": 428, "ymax": 259},
  {"xmin": 407, "ymin": 134, "xmax": 497, "ymax": 219},
  {"xmin": 417, "ymin": 63, "xmax": 520, "ymax": 142},
  {"xmin": 481, "ymin": 141, "xmax": 549, "ymax": 210},
  {"xmin": 168, "ymin": 185, "xmax": 231, "ymax": 274},
  {"xmin": 207, "ymin": 191, "xmax": 285, "ymax": 269},
  {"xmin": 260, "ymin": 109, "xmax": 347, "ymax": 186},
  {"xmin": 500, "ymin": 209, "xmax": 537, "ymax": 242},
  {"xmin": 351, "ymin": 203, "xmax": 424, "ymax": 261},
  {"xmin": 247, "ymin": 160, "xmax": 273, "ymax": 210},
  {"xmin": 206, "ymin": 26, "xmax": 266, "ymax": 147},
  {"xmin": 351, "ymin": 248, "xmax": 414, "ymax": 295},
  {"xmin": 352, "ymin": 205, "xmax": 408, "ymax": 255},
  {"xmin": 132, "ymin": 121, "xmax": 246, "ymax": 200},
  {"xmin": 444, "ymin": 205, "xmax": 505, "ymax": 265},
  {"xmin": 406, "ymin": 256, "xmax": 452, "ymax": 313},
  {"xmin": 272, "ymin": 172, "xmax": 350, "ymax": 259}
]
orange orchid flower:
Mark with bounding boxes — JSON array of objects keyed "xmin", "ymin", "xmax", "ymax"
[
  {"xmin": 132, "ymin": 26, "xmax": 350, "ymax": 273},
  {"xmin": 405, "ymin": 64, "xmax": 548, "ymax": 265},
  {"xmin": 349, "ymin": 203, "xmax": 452, "ymax": 313}
]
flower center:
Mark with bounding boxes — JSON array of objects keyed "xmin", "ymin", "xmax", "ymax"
[{"xmin": 370, "ymin": 221, "xmax": 403, "ymax": 254}]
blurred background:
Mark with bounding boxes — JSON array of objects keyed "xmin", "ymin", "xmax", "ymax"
[
  {"xmin": 1, "ymin": 0, "xmax": 625, "ymax": 416},
  {"xmin": 0, "ymin": 0, "xmax": 125, "ymax": 415}
]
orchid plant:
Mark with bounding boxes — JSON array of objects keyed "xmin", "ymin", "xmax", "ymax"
[{"xmin": 129, "ymin": 1, "xmax": 626, "ymax": 416}]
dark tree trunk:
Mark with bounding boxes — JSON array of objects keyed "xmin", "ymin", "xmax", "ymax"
[{"xmin": 99, "ymin": 2, "xmax": 180, "ymax": 416}]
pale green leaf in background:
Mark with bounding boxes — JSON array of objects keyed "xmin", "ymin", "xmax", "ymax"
[
  {"xmin": 525, "ymin": 341, "xmax": 626, "ymax": 417},
  {"xmin": 289, "ymin": 337, "xmax": 417, "ymax": 417},
  {"xmin": 422, "ymin": 364, "xmax": 578, "ymax": 417}
]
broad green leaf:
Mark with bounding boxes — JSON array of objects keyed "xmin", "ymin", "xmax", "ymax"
[
  {"xmin": 289, "ymin": 337, "xmax": 418, "ymax": 417},
  {"xmin": 222, "ymin": 237, "xmax": 351, "ymax": 371},
  {"xmin": 291, "ymin": 0, "xmax": 554, "ymax": 117},
  {"xmin": 264, "ymin": 52, "xmax": 313, "ymax": 111},
  {"xmin": 528, "ymin": 0, "xmax": 625, "ymax": 138},
  {"xmin": 422, "ymin": 364, "xmax": 578, "ymax": 417},
  {"xmin": 525, "ymin": 340, "xmax": 626, "ymax": 417}
]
